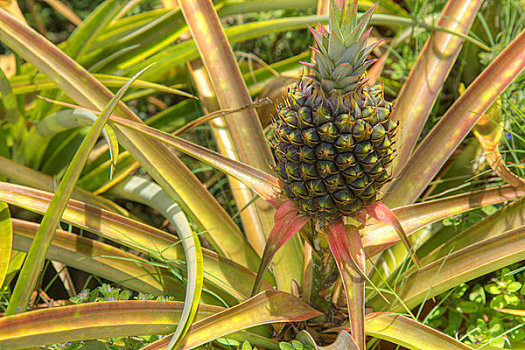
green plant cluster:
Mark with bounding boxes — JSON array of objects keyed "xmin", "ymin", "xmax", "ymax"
[
  {"xmin": 427, "ymin": 266, "xmax": 525, "ymax": 347},
  {"xmin": 278, "ymin": 340, "xmax": 314, "ymax": 350},
  {"xmin": 69, "ymin": 284, "xmax": 131, "ymax": 304}
]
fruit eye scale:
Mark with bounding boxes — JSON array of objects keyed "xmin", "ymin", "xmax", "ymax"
[
  {"xmin": 306, "ymin": 179, "xmax": 327, "ymax": 196},
  {"xmin": 318, "ymin": 122, "xmax": 338, "ymax": 141},
  {"xmin": 300, "ymin": 163, "xmax": 319, "ymax": 179},
  {"xmin": 334, "ymin": 113, "xmax": 355, "ymax": 133},
  {"xmin": 315, "ymin": 142, "xmax": 337, "ymax": 160},
  {"xmin": 334, "ymin": 134, "xmax": 355, "ymax": 151},
  {"xmin": 335, "ymin": 152, "xmax": 356, "ymax": 169},
  {"xmin": 302, "ymin": 128, "xmax": 321, "ymax": 146},
  {"xmin": 316, "ymin": 160, "xmax": 337, "ymax": 177}
]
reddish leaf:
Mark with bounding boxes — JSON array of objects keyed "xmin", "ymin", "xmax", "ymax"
[
  {"xmin": 356, "ymin": 211, "xmax": 367, "ymax": 226},
  {"xmin": 362, "ymin": 185, "xmax": 525, "ymax": 256},
  {"xmin": 366, "ymin": 202, "xmax": 402, "ymax": 233},
  {"xmin": 346, "ymin": 224, "xmax": 366, "ymax": 268},
  {"xmin": 367, "ymin": 51, "xmax": 388, "ymax": 85},
  {"xmin": 323, "ymin": 221, "xmax": 386, "ymax": 297},
  {"xmin": 261, "ymin": 201, "xmax": 304, "ymax": 256},
  {"xmin": 326, "ymin": 221, "xmax": 363, "ymax": 275},
  {"xmin": 325, "ymin": 221, "xmax": 365, "ymax": 349},
  {"xmin": 251, "ymin": 201, "xmax": 309, "ymax": 296},
  {"xmin": 274, "ymin": 199, "xmax": 300, "ymax": 222},
  {"xmin": 366, "ymin": 202, "xmax": 421, "ymax": 268}
]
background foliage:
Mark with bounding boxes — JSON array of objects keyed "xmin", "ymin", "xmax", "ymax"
[{"xmin": 0, "ymin": 0, "xmax": 524, "ymax": 349}]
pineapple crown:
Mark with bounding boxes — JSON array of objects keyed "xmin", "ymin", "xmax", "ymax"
[{"xmin": 303, "ymin": 0, "xmax": 379, "ymax": 94}]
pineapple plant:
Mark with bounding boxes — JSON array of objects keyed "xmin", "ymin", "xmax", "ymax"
[
  {"xmin": 0, "ymin": 0, "xmax": 524, "ymax": 350},
  {"xmin": 273, "ymin": 1, "xmax": 398, "ymax": 219},
  {"xmin": 246, "ymin": 5, "xmax": 410, "ymax": 349}
]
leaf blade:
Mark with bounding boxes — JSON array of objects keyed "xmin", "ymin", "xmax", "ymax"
[
  {"xmin": 0, "ymin": 300, "xmax": 224, "ymax": 349},
  {"xmin": 141, "ymin": 290, "xmax": 322, "ymax": 350},
  {"xmin": 0, "ymin": 201, "xmax": 12, "ymax": 288},
  {"xmin": 110, "ymin": 176, "xmax": 203, "ymax": 350},
  {"xmin": 108, "ymin": 115, "xmax": 282, "ymax": 205},
  {"xmin": 385, "ymin": 29, "xmax": 525, "ymax": 206},
  {"xmin": 5, "ymin": 64, "xmax": 148, "ymax": 316},
  {"xmin": 363, "ymin": 185, "xmax": 525, "ymax": 256},
  {"xmin": 365, "ymin": 312, "xmax": 473, "ymax": 350},
  {"xmin": 0, "ymin": 182, "xmax": 271, "ymax": 300},
  {"xmin": 250, "ymin": 201, "xmax": 308, "ymax": 296},
  {"xmin": 388, "ymin": 0, "xmax": 483, "ymax": 177},
  {"xmin": 12, "ymin": 219, "xmax": 165, "ymax": 295},
  {"xmin": 370, "ymin": 226, "xmax": 525, "ymax": 311}
]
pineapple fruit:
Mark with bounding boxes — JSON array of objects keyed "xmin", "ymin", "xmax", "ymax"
[{"xmin": 272, "ymin": 0, "xmax": 398, "ymax": 220}]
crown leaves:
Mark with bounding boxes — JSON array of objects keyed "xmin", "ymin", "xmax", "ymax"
[{"xmin": 304, "ymin": 1, "xmax": 381, "ymax": 94}]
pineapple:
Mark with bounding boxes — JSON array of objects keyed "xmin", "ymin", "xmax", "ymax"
[{"xmin": 272, "ymin": 0, "xmax": 397, "ymax": 220}]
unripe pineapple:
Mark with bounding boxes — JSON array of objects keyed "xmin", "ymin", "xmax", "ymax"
[{"xmin": 271, "ymin": 0, "xmax": 397, "ymax": 220}]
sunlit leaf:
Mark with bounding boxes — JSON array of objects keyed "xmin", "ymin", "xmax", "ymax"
[
  {"xmin": 6, "ymin": 65, "xmax": 148, "ymax": 316},
  {"xmin": 23, "ymin": 108, "xmax": 119, "ymax": 173},
  {"xmin": 1, "ymin": 251, "xmax": 24, "ymax": 290},
  {"xmin": 0, "ymin": 6, "xmax": 258, "ymax": 272},
  {"xmin": 141, "ymin": 290, "xmax": 322, "ymax": 350},
  {"xmin": 136, "ymin": 13, "xmax": 487, "ymax": 80},
  {"xmin": 111, "ymin": 176, "xmax": 203, "ymax": 350},
  {"xmin": 186, "ymin": 55, "xmax": 303, "ymax": 294},
  {"xmin": 363, "ymin": 185, "xmax": 525, "ymax": 256},
  {"xmin": 108, "ymin": 115, "xmax": 282, "ymax": 206},
  {"xmin": 0, "ymin": 0, "xmax": 25, "ymax": 24},
  {"xmin": 496, "ymin": 308, "xmax": 525, "ymax": 317},
  {"xmin": 365, "ymin": 312, "xmax": 473, "ymax": 349},
  {"xmin": 0, "ymin": 300, "xmax": 224, "ymax": 350},
  {"xmin": 385, "ymin": 29, "xmax": 525, "ymax": 206},
  {"xmin": 324, "ymin": 221, "xmax": 366, "ymax": 349},
  {"xmin": 178, "ymin": 0, "xmax": 273, "ymax": 174},
  {"xmin": 416, "ymin": 198, "xmax": 525, "ymax": 267},
  {"xmin": 370, "ymin": 226, "xmax": 525, "ymax": 311},
  {"xmin": 7, "ymin": 73, "xmax": 193, "ymax": 98},
  {"xmin": 43, "ymin": 0, "xmax": 82, "ymax": 26},
  {"xmin": 366, "ymin": 201, "xmax": 420, "ymax": 268},
  {"xmin": 0, "ymin": 201, "xmax": 12, "ymax": 287},
  {"xmin": 0, "ymin": 155, "xmax": 129, "ymax": 215},
  {"xmin": 0, "ymin": 182, "xmax": 272, "ymax": 300},
  {"xmin": 389, "ymin": 0, "xmax": 483, "ymax": 177},
  {"xmin": 12, "ymin": 219, "xmax": 166, "ymax": 295},
  {"xmin": 473, "ymin": 99, "xmax": 525, "ymax": 188},
  {"xmin": 63, "ymin": 0, "xmax": 124, "ymax": 57}
]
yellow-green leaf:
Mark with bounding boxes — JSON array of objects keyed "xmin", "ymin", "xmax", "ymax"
[
  {"xmin": 141, "ymin": 290, "xmax": 322, "ymax": 350},
  {"xmin": 365, "ymin": 312, "xmax": 474, "ymax": 349},
  {"xmin": 0, "ymin": 201, "xmax": 12, "ymax": 287},
  {"xmin": 0, "ymin": 301, "xmax": 223, "ymax": 350}
]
